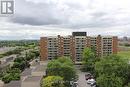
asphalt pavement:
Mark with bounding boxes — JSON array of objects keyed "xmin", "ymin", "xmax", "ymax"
[{"xmin": 76, "ymin": 65, "xmax": 91, "ymax": 87}]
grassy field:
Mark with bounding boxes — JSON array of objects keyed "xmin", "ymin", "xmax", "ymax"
[{"xmin": 118, "ymin": 51, "xmax": 130, "ymax": 59}]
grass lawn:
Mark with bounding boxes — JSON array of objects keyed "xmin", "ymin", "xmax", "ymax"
[{"xmin": 118, "ymin": 51, "xmax": 130, "ymax": 59}]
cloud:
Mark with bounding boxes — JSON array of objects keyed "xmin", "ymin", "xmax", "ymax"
[
  {"xmin": 0, "ymin": 0, "xmax": 130, "ymax": 39},
  {"xmin": 9, "ymin": 0, "xmax": 68, "ymax": 25},
  {"xmin": 0, "ymin": 25, "xmax": 130, "ymax": 40},
  {"xmin": 10, "ymin": 15, "xmax": 61, "ymax": 25},
  {"xmin": 9, "ymin": 0, "xmax": 130, "ymax": 28}
]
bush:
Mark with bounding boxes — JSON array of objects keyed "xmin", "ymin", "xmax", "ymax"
[{"xmin": 41, "ymin": 76, "xmax": 65, "ymax": 87}]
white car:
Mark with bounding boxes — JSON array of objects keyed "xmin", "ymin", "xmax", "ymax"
[
  {"xmin": 74, "ymin": 82, "xmax": 78, "ymax": 87},
  {"xmin": 86, "ymin": 79, "xmax": 96, "ymax": 87}
]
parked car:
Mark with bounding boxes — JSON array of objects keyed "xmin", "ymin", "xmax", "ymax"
[
  {"xmin": 90, "ymin": 81, "xmax": 96, "ymax": 87},
  {"xmin": 70, "ymin": 81, "xmax": 78, "ymax": 87},
  {"xmin": 85, "ymin": 73, "xmax": 92, "ymax": 80},
  {"xmin": 87, "ymin": 78, "xmax": 96, "ymax": 87},
  {"xmin": 73, "ymin": 82, "xmax": 78, "ymax": 87}
]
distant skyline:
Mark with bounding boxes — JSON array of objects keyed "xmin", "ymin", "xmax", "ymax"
[{"xmin": 0, "ymin": 0, "xmax": 130, "ymax": 40}]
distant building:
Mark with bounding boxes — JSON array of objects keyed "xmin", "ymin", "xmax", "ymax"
[
  {"xmin": 40, "ymin": 32, "xmax": 118, "ymax": 62},
  {"xmin": 123, "ymin": 36, "xmax": 128, "ymax": 41}
]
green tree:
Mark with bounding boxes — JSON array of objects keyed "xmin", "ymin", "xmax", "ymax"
[
  {"xmin": 41, "ymin": 76, "xmax": 65, "ymax": 87},
  {"xmin": 127, "ymin": 83, "xmax": 130, "ymax": 87},
  {"xmin": 47, "ymin": 60, "xmax": 61, "ymax": 76},
  {"xmin": 30, "ymin": 50, "xmax": 40, "ymax": 58},
  {"xmin": 95, "ymin": 55, "xmax": 130, "ymax": 81},
  {"xmin": 26, "ymin": 52, "xmax": 35, "ymax": 61},
  {"xmin": 96, "ymin": 74, "xmax": 123, "ymax": 87},
  {"xmin": 95, "ymin": 55, "xmax": 130, "ymax": 86},
  {"xmin": 46, "ymin": 57, "xmax": 77, "ymax": 86},
  {"xmin": 2, "ymin": 68, "xmax": 20, "ymax": 83},
  {"xmin": 12, "ymin": 61, "xmax": 28, "ymax": 71},
  {"xmin": 57, "ymin": 57, "xmax": 73, "ymax": 66},
  {"xmin": 14, "ymin": 57, "xmax": 25, "ymax": 63},
  {"xmin": 82, "ymin": 47, "xmax": 96, "ymax": 73},
  {"xmin": 2, "ymin": 73, "xmax": 12, "ymax": 83},
  {"xmin": 13, "ymin": 56, "xmax": 30, "ymax": 71}
]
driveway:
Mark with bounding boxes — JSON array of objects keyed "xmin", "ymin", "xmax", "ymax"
[{"xmin": 76, "ymin": 65, "xmax": 91, "ymax": 87}]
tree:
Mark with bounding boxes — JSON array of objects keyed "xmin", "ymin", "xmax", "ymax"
[
  {"xmin": 46, "ymin": 57, "xmax": 77, "ymax": 86},
  {"xmin": 13, "ymin": 57, "xmax": 30, "ymax": 71},
  {"xmin": 14, "ymin": 57, "xmax": 25, "ymax": 63},
  {"xmin": 127, "ymin": 83, "xmax": 130, "ymax": 87},
  {"xmin": 96, "ymin": 74, "xmax": 123, "ymax": 87},
  {"xmin": 91, "ymin": 46, "xmax": 97, "ymax": 57},
  {"xmin": 30, "ymin": 50, "xmax": 40, "ymax": 58},
  {"xmin": 26, "ymin": 52, "xmax": 35, "ymax": 61},
  {"xmin": 83, "ymin": 48, "xmax": 95, "ymax": 62},
  {"xmin": 57, "ymin": 57, "xmax": 74, "ymax": 66},
  {"xmin": 2, "ymin": 73, "xmax": 12, "ymax": 83},
  {"xmin": 12, "ymin": 62, "xmax": 26, "ymax": 71},
  {"xmin": 82, "ymin": 47, "xmax": 96, "ymax": 73},
  {"xmin": 41, "ymin": 76, "xmax": 65, "ymax": 87},
  {"xmin": 95, "ymin": 55, "xmax": 130, "ymax": 86},
  {"xmin": 47, "ymin": 60, "xmax": 61, "ymax": 76},
  {"xmin": 2, "ymin": 68, "xmax": 20, "ymax": 83}
]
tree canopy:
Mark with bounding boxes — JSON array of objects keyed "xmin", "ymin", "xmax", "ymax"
[
  {"xmin": 41, "ymin": 76, "xmax": 65, "ymax": 87},
  {"xmin": 95, "ymin": 55, "xmax": 130, "ymax": 87},
  {"xmin": 82, "ymin": 47, "xmax": 97, "ymax": 73},
  {"xmin": 46, "ymin": 56, "xmax": 77, "ymax": 86},
  {"xmin": 96, "ymin": 74, "xmax": 123, "ymax": 87}
]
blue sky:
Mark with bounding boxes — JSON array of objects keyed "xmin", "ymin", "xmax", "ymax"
[{"xmin": 0, "ymin": 0, "xmax": 130, "ymax": 40}]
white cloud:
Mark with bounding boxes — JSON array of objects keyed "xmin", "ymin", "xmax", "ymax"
[{"xmin": 0, "ymin": 0, "xmax": 130, "ymax": 39}]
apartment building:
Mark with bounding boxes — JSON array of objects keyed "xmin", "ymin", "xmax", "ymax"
[{"xmin": 40, "ymin": 32, "xmax": 118, "ymax": 62}]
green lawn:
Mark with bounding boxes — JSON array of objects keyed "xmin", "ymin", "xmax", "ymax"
[{"xmin": 118, "ymin": 51, "xmax": 130, "ymax": 59}]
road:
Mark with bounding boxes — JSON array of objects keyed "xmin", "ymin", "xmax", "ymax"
[{"xmin": 76, "ymin": 65, "xmax": 91, "ymax": 87}]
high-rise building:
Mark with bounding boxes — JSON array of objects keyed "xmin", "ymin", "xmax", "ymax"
[{"xmin": 40, "ymin": 32, "xmax": 118, "ymax": 62}]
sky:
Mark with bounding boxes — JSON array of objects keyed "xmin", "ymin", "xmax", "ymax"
[{"xmin": 0, "ymin": 0, "xmax": 130, "ymax": 40}]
